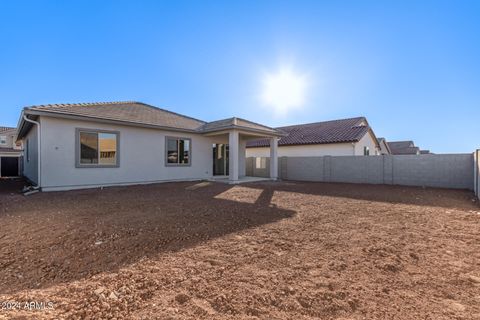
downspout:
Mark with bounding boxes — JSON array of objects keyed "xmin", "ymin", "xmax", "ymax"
[
  {"xmin": 352, "ymin": 142, "xmax": 356, "ymax": 155},
  {"xmin": 22, "ymin": 115, "xmax": 41, "ymax": 189}
]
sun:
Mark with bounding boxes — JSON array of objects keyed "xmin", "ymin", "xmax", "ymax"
[{"xmin": 261, "ymin": 67, "xmax": 307, "ymax": 116}]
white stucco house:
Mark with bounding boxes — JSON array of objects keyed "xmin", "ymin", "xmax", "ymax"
[
  {"xmin": 16, "ymin": 102, "xmax": 284, "ymax": 191},
  {"xmin": 246, "ymin": 117, "xmax": 381, "ymax": 158},
  {"xmin": 0, "ymin": 126, "xmax": 23, "ymax": 177}
]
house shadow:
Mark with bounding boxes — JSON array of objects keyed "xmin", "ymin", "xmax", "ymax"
[
  {"xmin": 244, "ymin": 180, "xmax": 479, "ymax": 211},
  {"xmin": 0, "ymin": 181, "xmax": 296, "ymax": 295}
]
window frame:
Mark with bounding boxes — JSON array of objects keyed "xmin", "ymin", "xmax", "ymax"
[
  {"xmin": 165, "ymin": 136, "xmax": 192, "ymax": 167},
  {"xmin": 364, "ymin": 146, "xmax": 370, "ymax": 156},
  {"xmin": 0, "ymin": 135, "xmax": 6, "ymax": 145},
  {"xmin": 75, "ymin": 128, "xmax": 120, "ymax": 168}
]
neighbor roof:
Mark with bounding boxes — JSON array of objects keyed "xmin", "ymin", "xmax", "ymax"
[
  {"xmin": 387, "ymin": 141, "xmax": 414, "ymax": 150},
  {"xmin": 246, "ymin": 117, "xmax": 373, "ymax": 148},
  {"xmin": 0, "ymin": 126, "xmax": 16, "ymax": 134},
  {"xmin": 377, "ymin": 137, "xmax": 392, "ymax": 154},
  {"xmin": 392, "ymin": 146, "xmax": 420, "ymax": 155},
  {"xmin": 387, "ymin": 141, "xmax": 419, "ymax": 155}
]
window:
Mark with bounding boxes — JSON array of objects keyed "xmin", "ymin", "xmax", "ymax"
[
  {"xmin": 255, "ymin": 157, "xmax": 266, "ymax": 169},
  {"xmin": 364, "ymin": 146, "xmax": 370, "ymax": 156},
  {"xmin": 76, "ymin": 129, "xmax": 119, "ymax": 167},
  {"xmin": 0, "ymin": 136, "xmax": 6, "ymax": 145},
  {"xmin": 166, "ymin": 137, "xmax": 191, "ymax": 166}
]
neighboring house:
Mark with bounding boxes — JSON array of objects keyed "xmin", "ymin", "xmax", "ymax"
[
  {"xmin": 387, "ymin": 141, "xmax": 421, "ymax": 155},
  {"xmin": 246, "ymin": 117, "xmax": 381, "ymax": 157},
  {"xmin": 15, "ymin": 101, "xmax": 284, "ymax": 191},
  {"xmin": 377, "ymin": 137, "xmax": 391, "ymax": 155},
  {"xmin": 0, "ymin": 126, "xmax": 23, "ymax": 177}
]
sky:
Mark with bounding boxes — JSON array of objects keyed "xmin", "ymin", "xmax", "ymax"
[{"xmin": 0, "ymin": 1, "xmax": 479, "ymax": 153}]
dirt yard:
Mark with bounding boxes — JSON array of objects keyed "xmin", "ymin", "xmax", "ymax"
[{"xmin": 0, "ymin": 179, "xmax": 479, "ymax": 320}]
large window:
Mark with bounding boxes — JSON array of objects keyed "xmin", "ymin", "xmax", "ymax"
[
  {"xmin": 166, "ymin": 137, "xmax": 191, "ymax": 166},
  {"xmin": 0, "ymin": 136, "xmax": 6, "ymax": 145},
  {"xmin": 77, "ymin": 129, "xmax": 119, "ymax": 167}
]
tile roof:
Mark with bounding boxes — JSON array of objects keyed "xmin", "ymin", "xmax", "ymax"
[
  {"xmin": 197, "ymin": 117, "xmax": 278, "ymax": 134},
  {"xmin": 0, "ymin": 127, "xmax": 16, "ymax": 133},
  {"xmin": 0, "ymin": 147, "xmax": 20, "ymax": 153},
  {"xmin": 246, "ymin": 117, "xmax": 371, "ymax": 148},
  {"xmin": 391, "ymin": 146, "xmax": 420, "ymax": 155},
  {"xmin": 387, "ymin": 141, "xmax": 414, "ymax": 150},
  {"xmin": 25, "ymin": 101, "xmax": 207, "ymax": 131},
  {"xmin": 23, "ymin": 102, "xmax": 282, "ymax": 136},
  {"xmin": 387, "ymin": 141, "xmax": 420, "ymax": 155}
]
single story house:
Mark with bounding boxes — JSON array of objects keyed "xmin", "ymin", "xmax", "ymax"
[
  {"xmin": 0, "ymin": 126, "xmax": 23, "ymax": 177},
  {"xmin": 15, "ymin": 101, "xmax": 284, "ymax": 191},
  {"xmin": 246, "ymin": 117, "xmax": 381, "ymax": 157},
  {"xmin": 387, "ymin": 140, "xmax": 421, "ymax": 155}
]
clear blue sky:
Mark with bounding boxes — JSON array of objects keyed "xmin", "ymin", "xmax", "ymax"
[{"xmin": 1, "ymin": 1, "xmax": 479, "ymax": 153}]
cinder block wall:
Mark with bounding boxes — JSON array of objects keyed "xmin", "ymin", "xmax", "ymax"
[
  {"xmin": 475, "ymin": 150, "xmax": 479, "ymax": 198},
  {"xmin": 248, "ymin": 153, "xmax": 475, "ymax": 190}
]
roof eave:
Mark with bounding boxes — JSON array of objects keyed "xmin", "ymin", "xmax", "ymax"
[{"xmin": 198, "ymin": 124, "xmax": 286, "ymax": 137}]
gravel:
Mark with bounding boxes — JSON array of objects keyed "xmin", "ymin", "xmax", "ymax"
[{"xmin": 0, "ymin": 180, "xmax": 479, "ymax": 319}]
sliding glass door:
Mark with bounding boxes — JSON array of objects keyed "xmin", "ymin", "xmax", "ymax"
[{"xmin": 213, "ymin": 144, "xmax": 229, "ymax": 176}]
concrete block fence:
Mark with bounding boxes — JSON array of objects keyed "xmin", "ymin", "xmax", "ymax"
[
  {"xmin": 247, "ymin": 153, "xmax": 475, "ymax": 190},
  {"xmin": 475, "ymin": 150, "xmax": 479, "ymax": 198}
]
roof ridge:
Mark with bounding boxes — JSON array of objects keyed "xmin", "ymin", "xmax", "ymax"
[
  {"xmin": 125, "ymin": 102, "xmax": 207, "ymax": 125},
  {"xmin": 25, "ymin": 101, "xmax": 139, "ymax": 110},
  {"xmin": 24, "ymin": 101, "xmax": 207, "ymax": 125},
  {"xmin": 278, "ymin": 116, "xmax": 366, "ymax": 129},
  {"xmin": 234, "ymin": 117, "xmax": 276, "ymax": 130}
]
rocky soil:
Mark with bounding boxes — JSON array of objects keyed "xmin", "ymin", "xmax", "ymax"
[{"xmin": 0, "ymin": 179, "xmax": 479, "ymax": 319}]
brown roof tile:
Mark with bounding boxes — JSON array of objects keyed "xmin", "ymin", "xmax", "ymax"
[
  {"xmin": 24, "ymin": 102, "xmax": 282, "ymax": 136},
  {"xmin": 0, "ymin": 127, "xmax": 16, "ymax": 134},
  {"xmin": 246, "ymin": 117, "xmax": 371, "ymax": 148},
  {"xmin": 26, "ymin": 101, "xmax": 206, "ymax": 131}
]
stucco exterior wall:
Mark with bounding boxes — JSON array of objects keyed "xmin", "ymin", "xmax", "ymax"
[
  {"xmin": 246, "ymin": 143, "xmax": 355, "ymax": 158},
  {"xmin": 354, "ymin": 132, "xmax": 379, "ymax": 155},
  {"xmin": 246, "ymin": 132, "xmax": 380, "ymax": 157},
  {"xmin": 0, "ymin": 131, "xmax": 14, "ymax": 149},
  {"xmin": 23, "ymin": 125, "xmax": 39, "ymax": 184},
  {"xmin": 39, "ymin": 116, "xmax": 215, "ymax": 191}
]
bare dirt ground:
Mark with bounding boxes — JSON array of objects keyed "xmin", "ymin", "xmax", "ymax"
[{"xmin": 0, "ymin": 179, "xmax": 479, "ymax": 320}]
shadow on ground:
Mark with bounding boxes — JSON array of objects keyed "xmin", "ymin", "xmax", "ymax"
[{"xmin": 0, "ymin": 181, "xmax": 295, "ymax": 294}]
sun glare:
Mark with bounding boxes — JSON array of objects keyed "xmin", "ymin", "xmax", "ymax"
[{"xmin": 261, "ymin": 67, "xmax": 307, "ymax": 116}]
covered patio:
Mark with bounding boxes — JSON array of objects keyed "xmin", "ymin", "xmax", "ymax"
[{"xmin": 198, "ymin": 117, "xmax": 284, "ymax": 184}]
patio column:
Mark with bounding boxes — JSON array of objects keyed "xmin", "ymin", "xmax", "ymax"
[
  {"xmin": 270, "ymin": 137, "xmax": 278, "ymax": 180},
  {"xmin": 229, "ymin": 130, "xmax": 239, "ymax": 182}
]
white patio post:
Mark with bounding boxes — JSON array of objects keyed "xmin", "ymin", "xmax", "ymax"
[
  {"xmin": 270, "ymin": 137, "xmax": 278, "ymax": 180},
  {"xmin": 229, "ymin": 130, "xmax": 239, "ymax": 182}
]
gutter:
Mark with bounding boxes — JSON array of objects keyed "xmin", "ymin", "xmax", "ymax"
[{"xmin": 22, "ymin": 115, "xmax": 41, "ymax": 189}]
